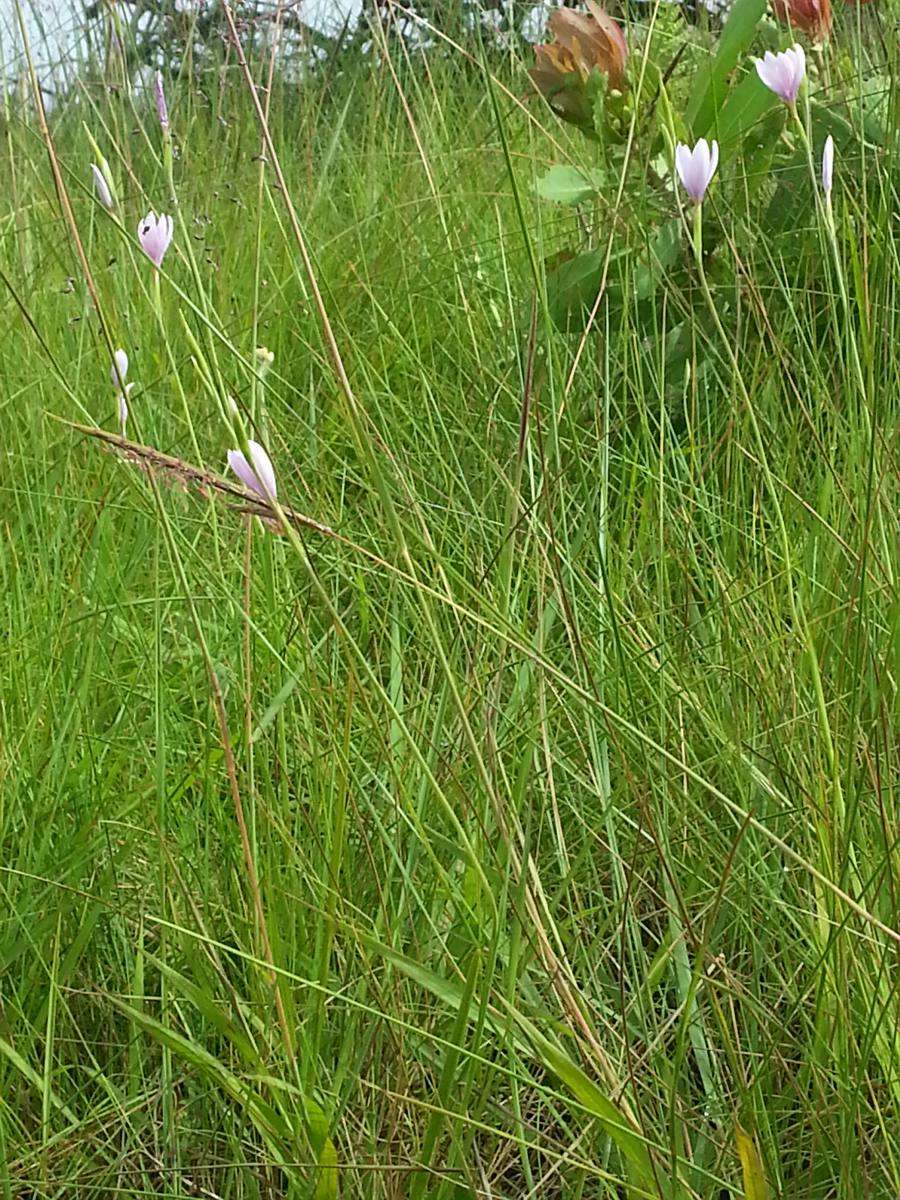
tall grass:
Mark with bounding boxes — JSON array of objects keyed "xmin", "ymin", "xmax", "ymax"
[{"xmin": 0, "ymin": 4, "xmax": 897, "ymax": 1198}]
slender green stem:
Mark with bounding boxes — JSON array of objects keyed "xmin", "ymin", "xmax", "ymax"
[
  {"xmin": 689, "ymin": 200, "xmax": 842, "ymax": 805},
  {"xmin": 152, "ymin": 267, "xmax": 202, "ymax": 461}
]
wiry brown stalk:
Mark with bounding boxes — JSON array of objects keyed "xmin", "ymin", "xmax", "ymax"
[
  {"xmin": 209, "ymin": 643, "xmax": 296, "ymax": 1063},
  {"xmin": 65, "ymin": 420, "xmax": 337, "ymax": 537}
]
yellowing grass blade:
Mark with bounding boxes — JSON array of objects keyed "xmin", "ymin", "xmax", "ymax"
[{"xmin": 735, "ymin": 1122, "xmax": 768, "ymax": 1200}]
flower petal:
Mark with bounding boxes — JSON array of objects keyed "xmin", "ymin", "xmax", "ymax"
[
  {"xmin": 91, "ymin": 163, "xmax": 114, "ymax": 209},
  {"xmin": 247, "ymin": 440, "xmax": 277, "ymax": 500},
  {"xmin": 708, "ymin": 140, "xmax": 719, "ymax": 186},
  {"xmin": 675, "ymin": 142, "xmax": 692, "ymax": 187},
  {"xmin": 227, "ymin": 449, "xmax": 263, "ymax": 499},
  {"xmin": 110, "ymin": 349, "xmax": 129, "ymax": 388},
  {"xmin": 822, "ymin": 133, "xmax": 834, "ymax": 195},
  {"xmin": 697, "ymin": 139, "xmax": 711, "ymax": 180}
]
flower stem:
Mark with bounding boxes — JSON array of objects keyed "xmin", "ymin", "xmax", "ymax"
[
  {"xmin": 793, "ymin": 106, "xmax": 869, "ymax": 409},
  {"xmin": 152, "ymin": 267, "xmax": 203, "ymax": 461},
  {"xmin": 689, "ymin": 202, "xmax": 842, "ymax": 810}
]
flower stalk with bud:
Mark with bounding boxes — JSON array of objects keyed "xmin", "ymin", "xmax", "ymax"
[
  {"xmin": 91, "ymin": 162, "xmax": 115, "ymax": 210},
  {"xmin": 672, "ymin": 130, "xmax": 842, "ymax": 820},
  {"xmin": 821, "ymin": 134, "xmax": 834, "ymax": 209},
  {"xmin": 154, "ymin": 71, "xmax": 176, "ymax": 203},
  {"xmin": 109, "ymin": 348, "xmax": 135, "ymax": 436},
  {"xmin": 83, "ymin": 128, "xmax": 118, "ymax": 214}
]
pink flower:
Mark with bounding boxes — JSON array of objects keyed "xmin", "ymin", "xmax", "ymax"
[
  {"xmin": 138, "ymin": 212, "xmax": 174, "ymax": 268},
  {"xmin": 675, "ymin": 139, "xmax": 719, "ymax": 203},
  {"xmin": 154, "ymin": 71, "xmax": 169, "ymax": 131},
  {"xmin": 227, "ymin": 440, "xmax": 277, "ymax": 502},
  {"xmin": 755, "ymin": 45, "xmax": 806, "ymax": 106},
  {"xmin": 822, "ymin": 134, "xmax": 834, "ymax": 197},
  {"xmin": 91, "ymin": 163, "xmax": 114, "ymax": 209}
]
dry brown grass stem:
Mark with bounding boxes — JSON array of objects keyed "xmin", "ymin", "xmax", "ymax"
[{"xmin": 65, "ymin": 420, "xmax": 337, "ymax": 538}]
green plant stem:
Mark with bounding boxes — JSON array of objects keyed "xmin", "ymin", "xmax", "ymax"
[
  {"xmin": 152, "ymin": 267, "xmax": 202, "ymax": 461},
  {"xmin": 689, "ymin": 200, "xmax": 843, "ymax": 814},
  {"xmin": 792, "ymin": 103, "xmax": 869, "ymax": 410}
]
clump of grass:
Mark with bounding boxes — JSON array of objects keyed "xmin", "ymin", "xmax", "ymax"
[{"xmin": 0, "ymin": 3, "xmax": 897, "ymax": 1199}]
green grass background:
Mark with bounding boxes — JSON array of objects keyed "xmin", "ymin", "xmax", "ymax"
[{"xmin": 0, "ymin": 7, "xmax": 897, "ymax": 1198}]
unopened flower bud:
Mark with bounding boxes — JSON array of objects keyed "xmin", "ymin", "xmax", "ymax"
[
  {"xmin": 154, "ymin": 71, "xmax": 169, "ymax": 132},
  {"xmin": 91, "ymin": 162, "xmax": 115, "ymax": 210}
]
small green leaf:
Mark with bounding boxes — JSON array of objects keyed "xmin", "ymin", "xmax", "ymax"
[
  {"xmin": 149, "ymin": 956, "xmax": 260, "ymax": 1062},
  {"xmin": 524, "ymin": 1023, "xmax": 657, "ymax": 1190},
  {"xmin": 360, "ymin": 932, "xmax": 684, "ymax": 1197},
  {"xmin": 536, "ymin": 164, "xmax": 602, "ymax": 205}
]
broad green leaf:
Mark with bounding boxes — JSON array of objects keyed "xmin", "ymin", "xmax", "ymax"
[
  {"xmin": 634, "ymin": 219, "xmax": 681, "ymax": 302},
  {"xmin": 150, "ymin": 955, "xmax": 260, "ymax": 1063},
  {"xmin": 686, "ymin": 0, "xmax": 767, "ymax": 136},
  {"xmin": 544, "ymin": 248, "xmax": 622, "ymax": 331},
  {"xmin": 357, "ymin": 932, "xmax": 477, "ymax": 1014},
  {"xmin": 713, "ymin": 73, "xmax": 777, "ymax": 150},
  {"xmin": 536, "ymin": 164, "xmax": 602, "ymax": 205}
]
